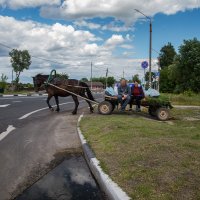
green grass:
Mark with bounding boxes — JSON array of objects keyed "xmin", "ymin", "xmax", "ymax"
[
  {"xmin": 161, "ymin": 93, "xmax": 200, "ymax": 106},
  {"xmin": 80, "ymin": 109, "xmax": 200, "ymax": 200}
]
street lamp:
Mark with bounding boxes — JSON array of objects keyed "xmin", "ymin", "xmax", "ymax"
[{"xmin": 134, "ymin": 9, "xmax": 152, "ymax": 88}]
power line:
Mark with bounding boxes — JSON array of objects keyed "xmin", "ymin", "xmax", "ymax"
[
  {"xmin": 0, "ymin": 41, "xmax": 127, "ymax": 79},
  {"xmin": 0, "ymin": 42, "xmax": 70, "ymax": 66}
]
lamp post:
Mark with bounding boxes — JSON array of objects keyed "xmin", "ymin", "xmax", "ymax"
[{"xmin": 134, "ymin": 9, "xmax": 152, "ymax": 88}]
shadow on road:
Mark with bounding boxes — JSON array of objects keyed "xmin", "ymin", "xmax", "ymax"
[{"xmin": 15, "ymin": 156, "xmax": 104, "ymax": 200}]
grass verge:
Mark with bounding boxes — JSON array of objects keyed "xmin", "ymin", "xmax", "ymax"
[
  {"xmin": 161, "ymin": 93, "xmax": 200, "ymax": 106},
  {"xmin": 80, "ymin": 108, "xmax": 200, "ymax": 200}
]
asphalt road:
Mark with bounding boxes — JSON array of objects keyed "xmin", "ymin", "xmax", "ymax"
[{"xmin": 0, "ymin": 94, "xmax": 103, "ymax": 200}]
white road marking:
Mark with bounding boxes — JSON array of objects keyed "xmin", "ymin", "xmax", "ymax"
[
  {"xmin": 0, "ymin": 104, "xmax": 10, "ymax": 108},
  {"xmin": 0, "ymin": 96, "xmax": 45, "ymax": 100},
  {"xmin": 19, "ymin": 97, "xmax": 102, "ymax": 120},
  {"xmin": 19, "ymin": 100, "xmax": 84, "ymax": 120},
  {"xmin": 0, "ymin": 125, "xmax": 16, "ymax": 141},
  {"xmin": 24, "ymin": 139, "xmax": 33, "ymax": 149}
]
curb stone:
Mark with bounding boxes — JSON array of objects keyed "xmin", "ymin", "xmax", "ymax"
[{"xmin": 77, "ymin": 114, "xmax": 131, "ymax": 200}]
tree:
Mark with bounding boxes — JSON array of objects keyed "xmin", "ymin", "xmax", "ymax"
[
  {"xmin": 57, "ymin": 72, "xmax": 69, "ymax": 79},
  {"xmin": 175, "ymin": 38, "xmax": 200, "ymax": 93},
  {"xmin": 91, "ymin": 76, "xmax": 116, "ymax": 87},
  {"xmin": 159, "ymin": 43, "xmax": 176, "ymax": 69},
  {"xmin": 9, "ymin": 49, "xmax": 31, "ymax": 89},
  {"xmin": 0, "ymin": 73, "xmax": 8, "ymax": 93},
  {"xmin": 107, "ymin": 76, "xmax": 115, "ymax": 87},
  {"xmin": 81, "ymin": 77, "xmax": 88, "ymax": 82},
  {"xmin": 145, "ymin": 72, "xmax": 155, "ymax": 83},
  {"xmin": 132, "ymin": 74, "xmax": 140, "ymax": 83}
]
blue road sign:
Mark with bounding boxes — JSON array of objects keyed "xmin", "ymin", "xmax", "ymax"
[
  {"xmin": 155, "ymin": 71, "xmax": 160, "ymax": 76},
  {"xmin": 141, "ymin": 61, "xmax": 148, "ymax": 69}
]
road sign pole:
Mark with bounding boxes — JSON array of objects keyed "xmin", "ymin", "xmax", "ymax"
[{"xmin": 149, "ymin": 20, "xmax": 152, "ymax": 88}]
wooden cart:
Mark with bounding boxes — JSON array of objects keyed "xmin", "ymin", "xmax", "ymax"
[{"xmin": 98, "ymin": 95, "xmax": 173, "ymax": 121}]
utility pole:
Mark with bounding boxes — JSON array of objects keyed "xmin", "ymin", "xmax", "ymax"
[
  {"xmin": 12, "ymin": 70, "xmax": 14, "ymax": 89},
  {"xmin": 90, "ymin": 62, "xmax": 93, "ymax": 90},
  {"xmin": 106, "ymin": 67, "xmax": 108, "ymax": 88},
  {"xmin": 123, "ymin": 69, "xmax": 124, "ymax": 79},
  {"xmin": 134, "ymin": 9, "xmax": 152, "ymax": 88},
  {"xmin": 149, "ymin": 19, "xmax": 152, "ymax": 88}
]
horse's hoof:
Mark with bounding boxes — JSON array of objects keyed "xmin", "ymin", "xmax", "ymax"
[
  {"xmin": 72, "ymin": 111, "xmax": 77, "ymax": 115},
  {"xmin": 56, "ymin": 109, "xmax": 60, "ymax": 112},
  {"xmin": 90, "ymin": 109, "xmax": 94, "ymax": 113},
  {"xmin": 50, "ymin": 108, "xmax": 54, "ymax": 111}
]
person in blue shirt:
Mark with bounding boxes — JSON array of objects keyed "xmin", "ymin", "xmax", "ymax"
[{"xmin": 117, "ymin": 79, "xmax": 131, "ymax": 111}]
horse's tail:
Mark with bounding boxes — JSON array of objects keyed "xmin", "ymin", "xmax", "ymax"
[{"xmin": 81, "ymin": 82, "xmax": 95, "ymax": 101}]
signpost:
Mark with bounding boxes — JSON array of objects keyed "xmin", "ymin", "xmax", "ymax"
[{"xmin": 141, "ymin": 61, "xmax": 148, "ymax": 86}]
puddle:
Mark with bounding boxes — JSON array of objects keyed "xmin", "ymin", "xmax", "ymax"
[{"xmin": 15, "ymin": 156, "xmax": 105, "ymax": 200}]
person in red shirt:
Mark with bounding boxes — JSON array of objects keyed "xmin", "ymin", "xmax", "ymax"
[{"xmin": 130, "ymin": 81, "xmax": 145, "ymax": 111}]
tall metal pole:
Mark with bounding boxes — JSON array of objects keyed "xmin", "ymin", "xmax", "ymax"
[
  {"xmin": 90, "ymin": 62, "xmax": 93, "ymax": 89},
  {"xmin": 149, "ymin": 19, "xmax": 152, "ymax": 88},
  {"xmin": 134, "ymin": 9, "xmax": 152, "ymax": 88},
  {"xmin": 106, "ymin": 68, "xmax": 108, "ymax": 88}
]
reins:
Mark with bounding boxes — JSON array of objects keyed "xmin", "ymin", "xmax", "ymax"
[{"xmin": 46, "ymin": 82, "xmax": 99, "ymax": 105}]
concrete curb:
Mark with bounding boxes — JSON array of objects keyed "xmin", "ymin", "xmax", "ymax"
[
  {"xmin": 77, "ymin": 114, "xmax": 131, "ymax": 200},
  {"xmin": 0, "ymin": 93, "xmax": 48, "ymax": 97}
]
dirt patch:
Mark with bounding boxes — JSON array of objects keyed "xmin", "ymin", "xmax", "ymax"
[{"xmin": 183, "ymin": 117, "xmax": 200, "ymax": 121}]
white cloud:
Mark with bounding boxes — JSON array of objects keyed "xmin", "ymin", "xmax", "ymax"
[
  {"xmin": 120, "ymin": 44, "xmax": 134, "ymax": 49},
  {"xmin": 74, "ymin": 20, "xmax": 133, "ymax": 32},
  {"xmin": 40, "ymin": 0, "xmax": 200, "ymax": 24},
  {"xmin": 105, "ymin": 35, "xmax": 125, "ymax": 47},
  {"xmin": 0, "ymin": 0, "xmax": 61, "ymax": 9},
  {"xmin": 80, "ymin": 43, "xmax": 99, "ymax": 56},
  {"xmin": 74, "ymin": 20, "xmax": 101, "ymax": 30},
  {"xmin": 0, "ymin": 16, "xmax": 159, "ymax": 83}
]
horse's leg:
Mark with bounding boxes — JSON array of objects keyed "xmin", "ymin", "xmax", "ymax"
[
  {"xmin": 71, "ymin": 95, "xmax": 79, "ymax": 115},
  {"xmin": 54, "ymin": 95, "xmax": 60, "ymax": 112},
  {"xmin": 46, "ymin": 94, "xmax": 54, "ymax": 111},
  {"xmin": 82, "ymin": 93, "xmax": 94, "ymax": 113}
]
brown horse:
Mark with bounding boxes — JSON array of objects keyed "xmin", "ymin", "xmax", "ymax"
[{"xmin": 33, "ymin": 74, "xmax": 95, "ymax": 114}]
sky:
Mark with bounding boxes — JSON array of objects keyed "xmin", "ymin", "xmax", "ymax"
[{"xmin": 0, "ymin": 0, "xmax": 200, "ymax": 83}]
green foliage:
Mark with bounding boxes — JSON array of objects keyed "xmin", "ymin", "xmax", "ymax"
[
  {"xmin": 9, "ymin": 49, "xmax": 31, "ymax": 86},
  {"xmin": 107, "ymin": 76, "xmax": 115, "ymax": 87},
  {"xmin": 0, "ymin": 73, "xmax": 8, "ymax": 89},
  {"xmin": 145, "ymin": 71, "xmax": 155, "ymax": 82},
  {"xmin": 132, "ymin": 74, "xmax": 141, "ymax": 83},
  {"xmin": 0, "ymin": 73, "xmax": 8, "ymax": 82},
  {"xmin": 159, "ymin": 38, "xmax": 200, "ymax": 93},
  {"xmin": 159, "ymin": 67, "xmax": 176, "ymax": 93},
  {"xmin": 176, "ymin": 38, "xmax": 200, "ymax": 93},
  {"xmin": 80, "ymin": 77, "xmax": 88, "ymax": 82},
  {"xmin": 146, "ymin": 96, "xmax": 172, "ymax": 108},
  {"xmin": 91, "ymin": 76, "xmax": 115, "ymax": 87},
  {"xmin": 56, "ymin": 72, "xmax": 69, "ymax": 79},
  {"xmin": 159, "ymin": 42, "xmax": 177, "ymax": 69}
]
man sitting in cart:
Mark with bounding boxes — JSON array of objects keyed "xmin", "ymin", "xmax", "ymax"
[
  {"xmin": 117, "ymin": 78, "xmax": 131, "ymax": 112},
  {"xmin": 130, "ymin": 81, "xmax": 145, "ymax": 112}
]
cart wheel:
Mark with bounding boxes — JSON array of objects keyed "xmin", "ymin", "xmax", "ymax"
[
  {"xmin": 156, "ymin": 107, "xmax": 170, "ymax": 121},
  {"xmin": 98, "ymin": 101, "xmax": 113, "ymax": 115},
  {"xmin": 148, "ymin": 106, "xmax": 157, "ymax": 116}
]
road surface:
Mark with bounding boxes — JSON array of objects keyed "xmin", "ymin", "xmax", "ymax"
[{"xmin": 0, "ymin": 94, "xmax": 104, "ymax": 200}]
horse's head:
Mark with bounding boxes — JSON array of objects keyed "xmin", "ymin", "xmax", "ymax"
[{"xmin": 33, "ymin": 74, "xmax": 47, "ymax": 92}]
